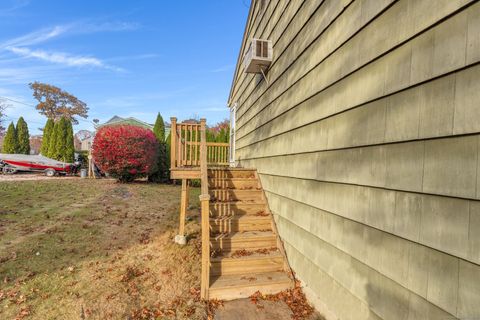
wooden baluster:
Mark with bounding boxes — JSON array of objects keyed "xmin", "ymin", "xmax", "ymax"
[
  {"xmin": 177, "ymin": 124, "xmax": 183, "ymax": 167},
  {"xmin": 183, "ymin": 125, "xmax": 186, "ymax": 166},
  {"xmin": 196, "ymin": 125, "xmax": 199, "ymax": 166},
  {"xmin": 180, "ymin": 125, "xmax": 183, "ymax": 167},
  {"xmin": 189, "ymin": 125, "xmax": 193, "ymax": 166},
  {"xmin": 193, "ymin": 126, "xmax": 196, "ymax": 166},
  {"xmin": 178, "ymin": 124, "xmax": 182, "ymax": 167}
]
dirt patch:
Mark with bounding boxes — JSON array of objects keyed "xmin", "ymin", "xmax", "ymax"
[{"xmin": 0, "ymin": 179, "xmax": 204, "ymax": 319}]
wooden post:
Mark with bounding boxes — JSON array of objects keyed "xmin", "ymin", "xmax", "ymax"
[
  {"xmin": 200, "ymin": 194, "xmax": 210, "ymax": 300},
  {"xmin": 88, "ymin": 153, "xmax": 95, "ymax": 179},
  {"xmin": 199, "ymin": 118, "xmax": 210, "ymax": 299},
  {"xmin": 179, "ymin": 179, "xmax": 188, "ymax": 237},
  {"xmin": 170, "ymin": 117, "xmax": 177, "ymax": 171}
]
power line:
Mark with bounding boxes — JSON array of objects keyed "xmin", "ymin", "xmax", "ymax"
[
  {"xmin": 3, "ymin": 116, "xmax": 45, "ymax": 126},
  {"xmin": 0, "ymin": 96, "xmax": 35, "ymax": 107},
  {"xmin": 0, "ymin": 95, "xmax": 96, "ymax": 126}
]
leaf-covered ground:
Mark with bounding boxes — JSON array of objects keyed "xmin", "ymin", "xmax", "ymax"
[{"xmin": 0, "ymin": 179, "xmax": 205, "ymax": 319}]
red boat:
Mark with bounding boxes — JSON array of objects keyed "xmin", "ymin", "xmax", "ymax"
[{"xmin": 0, "ymin": 154, "xmax": 78, "ymax": 176}]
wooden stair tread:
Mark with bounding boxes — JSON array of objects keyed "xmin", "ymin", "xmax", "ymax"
[
  {"xmin": 210, "ymin": 250, "xmax": 282, "ymax": 262},
  {"xmin": 210, "ymin": 251, "xmax": 283, "ymax": 276},
  {"xmin": 209, "ymin": 188, "xmax": 262, "ymax": 192},
  {"xmin": 210, "ymin": 215, "xmax": 271, "ymax": 232},
  {"xmin": 211, "ymin": 231, "xmax": 277, "ymax": 252},
  {"xmin": 210, "ymin": 215, "xmax": 270, "ymax": 222},
  {"xmin": 210, "ymin": 201, "xmax": 266, "ymax": 206},
  {"xmin": 210, "ymin": 271, "xmax": 291, "ymax": 288},
  {"xmin": 209, "ymin": 177, "xmax": 257, "ymax": 181},
  {"xmin": 209, "ymin": 271, "xmax": 293, "ymax": 300},
  {"xmin": 208, "ymin": 168, "xmax": 256, "ymax": 171},
  {"xmin": 212, "ymin": 230, "xmax": 275, "ymax": 240},
  {"xmin": 210, "ymin": 200, "xmax": 266, "ymax": 205}
]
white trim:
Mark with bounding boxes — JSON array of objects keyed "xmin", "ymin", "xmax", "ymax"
[{"xmin": 229, "ymin": 103, "xmax": 237, "ymax": 167}]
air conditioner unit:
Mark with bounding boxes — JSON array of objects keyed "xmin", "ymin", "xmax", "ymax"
[{"xmin": 243, "ymin": 38, "xmax": 272, "ymax": 74}]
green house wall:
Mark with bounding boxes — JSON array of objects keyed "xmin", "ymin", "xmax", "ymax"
[{"xmin": 229, "ymin": 0, "xmax": 480, "ymax": 319}]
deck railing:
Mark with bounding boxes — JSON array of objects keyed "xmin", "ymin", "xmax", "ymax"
[
  {"xmin": 207, "ymin": 143, "xmax": 229, "ymax": 166},
  {"xmin": 170, "ymin": 117, "xmax": 229, "ymax": 169},
  {"xmin": 170, "ymin": 118, "xmax": 201, "ymax": 168}
]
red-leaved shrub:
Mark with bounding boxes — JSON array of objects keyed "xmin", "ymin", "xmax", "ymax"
[{"xmin": 92, "ymin": 125, "xmax": 159, "ymax": 182}]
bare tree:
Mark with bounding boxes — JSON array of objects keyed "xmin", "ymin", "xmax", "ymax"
[{"xmin": 0, "ymin": 98, "xmax": 10, "ymax": 137}]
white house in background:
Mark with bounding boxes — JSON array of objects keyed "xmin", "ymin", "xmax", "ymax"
[{"xmin": 80, "ymin": 136, "xmax": 93, "ymax": 151}]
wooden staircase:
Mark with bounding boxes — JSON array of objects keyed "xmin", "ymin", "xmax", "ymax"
[{"xmin": 207, "ymin": 168, "xmax": 294, "ymax": 300}]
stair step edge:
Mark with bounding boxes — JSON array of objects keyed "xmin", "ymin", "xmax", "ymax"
[{"xmin": 210, "ymin": 251, "xmax": 282, "ymax": 262}]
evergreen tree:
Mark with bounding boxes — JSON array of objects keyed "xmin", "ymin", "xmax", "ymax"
[
  {"xmin": 47, "ymin": 121, "xmax": 56, "ymax": 158},
  {"xmin": 41, "ymin": 118, "xmax": 54, "ymax": 155},
  {"xmin": 149, "ymin": 113, "xmax": 169, "ymax": 182},
  {"xmin": 65, "ymin": 120, "xmax": 75, "ymax": 162},
  {"xmin": 48, "ymin": 120, "xmax": 60, "ymax": 159},
  {"xmin": 52, "ymin": 117, "xmax": 68, "ymax": 161},
  {"xmin": 2, "ymin": 122, "xmax": 18, "ymax": 154},
  {"xmin": 16, "ymin": 117, "xmax": 30, "ymax": 154},
  {"xmin": 153, "ymin": 113, "xmax": 165, "ymax": 142}
]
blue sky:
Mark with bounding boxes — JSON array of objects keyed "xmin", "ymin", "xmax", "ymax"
[{"xmin": 0, "ymin": 0, "xmax": 249, "ymax": 134}]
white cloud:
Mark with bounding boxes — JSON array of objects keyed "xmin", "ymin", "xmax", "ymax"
[
  {"xmin": 0, "ymin": 20, "xmax": 140, "ymax": 73},
  {"xmin": 79, "ymin": 21, "xmax": 140, "ymax": 33},
  {"xmin": 1, "ymin": 25, "xmax": 69, "ymax": 48},
  {"xmin": 5, "ymin": 47, "xmax": 124, "ymax": 72},
  {"xmin": 1, "ymin": 21, "xmax": 139, "ymax": 49},
  {"xmin": 0, "ymin": 0, "xmax": 30, "ymax": 16},
  {"xmin": 106, "ymin": 53, "xmax": 159, "ymax": 62}
]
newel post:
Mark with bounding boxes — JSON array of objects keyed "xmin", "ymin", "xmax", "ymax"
[
  {"xmin": 199, "ymin": 194, "xmax": 210, "ymax": 300},
  {"xmin": 199, "ymin": 118, "xmax": 210, "ymax": 299}
]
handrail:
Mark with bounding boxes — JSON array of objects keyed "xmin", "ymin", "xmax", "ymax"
[
  {"xmin": 199, "ymin": 118, "xmax": 210, "ymax": 300},
  {"xmin": 207, "ymin": 142, "xmax": 229, "ymax": 166},
  {"xmin": 170, "ymin": 117, "xmax": 229, "ymax": 169}
]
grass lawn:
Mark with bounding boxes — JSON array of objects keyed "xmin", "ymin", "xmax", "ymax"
[{"xmin": 0, "ymin": 179, "xmax": 205, "ymax": 319}]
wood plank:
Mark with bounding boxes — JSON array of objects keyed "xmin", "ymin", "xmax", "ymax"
[
  {"xmin": 208, "ymin": 178, "xmax": 260, "ymax": 189},
  {"xmin": 210, "ymin": 202, "xmax": 268, "ymax": 217},
  {"xmin": 170, "ymin": 169, "xmax": 201, "ymax": 179},
  {"xmin": 210, "ymin": 231, "xmax": 277, "ymax": 252},
  {"xmin": 208, "ymin": 169, "xmax": 257, "ymax": 179},
  {"xmin": 210, "ymin": 215, "xmax": 272, "ymax": 233},
  {"xmin": 210, "ymin": 251, "xmax": 283, "ymax": 276},
  {"xmin": 209, "ymin": 271, "xmax": 293, "ymax": 300},
  {"xmin": 209, "ymin": 189, "xmax": 264, "ymax": 202}
]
